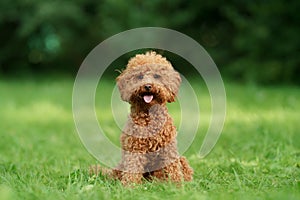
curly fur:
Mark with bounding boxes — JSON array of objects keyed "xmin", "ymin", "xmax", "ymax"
[{"xmin": 90, "ymin": 51, "xmax": 193, "ymax": 185}]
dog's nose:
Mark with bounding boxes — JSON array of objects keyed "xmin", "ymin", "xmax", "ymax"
[{"xmin": 144, "ymin": 84, "xmax": 152, "ymax": 91}]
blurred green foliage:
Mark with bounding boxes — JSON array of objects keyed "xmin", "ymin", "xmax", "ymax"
[{"xmin": 0, "ymin": 0, "xmax": 299, "ymax": 84}]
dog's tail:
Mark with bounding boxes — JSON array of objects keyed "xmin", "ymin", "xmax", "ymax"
[
  {"xmin": 89, "ymin": 165, "xmax": 113, "ymax": 177},
  {"xmin": 89, "ymin": 165, "xmax": 122, "ymax": 180}
]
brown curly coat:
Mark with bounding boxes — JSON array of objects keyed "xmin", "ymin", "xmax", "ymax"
[{"xmin": 91, "ymin": 51, "xmax": 193, "ymax": 185}]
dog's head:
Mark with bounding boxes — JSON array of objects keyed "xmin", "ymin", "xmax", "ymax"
[{"xmin": 116, "ymin": 52, "xmax": 181, "ymax": 106}]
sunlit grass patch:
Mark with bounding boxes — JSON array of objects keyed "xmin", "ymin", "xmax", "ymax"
[{"xmin": 0, "ymin": 78, "xmax": 299, "ymax": 200}]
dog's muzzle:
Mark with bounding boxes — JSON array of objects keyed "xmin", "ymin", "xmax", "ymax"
[
  {"xmin": 143, "ymin": 84, "xmax": 153, "ymax": 103},
  {"xmin": 144, "ymin": 84, "xmax": 152, "ymax": 91}
]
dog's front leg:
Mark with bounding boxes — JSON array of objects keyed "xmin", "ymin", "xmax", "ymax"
[
  {"xmin": 118, "ymin": 152, "xmax": 147, "ymax": 185},
  {"xmin": 120, "ymin": 172, "xmax": 143, "ymax": 185}
]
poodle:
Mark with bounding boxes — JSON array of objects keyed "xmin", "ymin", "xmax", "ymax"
[{"xmin": 91, "ymin": 51, "xmax": 193, "ymax": 185}]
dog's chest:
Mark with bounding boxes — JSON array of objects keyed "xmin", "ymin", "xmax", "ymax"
[{"xmin": 124, "ymin": 113, "xmax": 167, "ymax": 137}]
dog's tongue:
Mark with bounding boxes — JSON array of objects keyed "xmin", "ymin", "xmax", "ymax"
[{"xmin": 143, "ymin": 95, "xmax": 153, "ymax": 103}]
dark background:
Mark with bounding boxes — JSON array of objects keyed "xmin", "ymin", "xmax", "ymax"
[{"xmin": 1, "ymin": 0, "xmax": 299, "ymax": 84}]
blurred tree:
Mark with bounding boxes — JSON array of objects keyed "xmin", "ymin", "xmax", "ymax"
[
  {"xmin": 0, "ymin": 0, "xmax": 96, "ymax": 74},
  {"xmin": 0, "ymin": 0, "xmax": 299, "ymax": 84},
  {"xmin": 222, "ymin": 0, "xmax": 300, "ymax": 84}
]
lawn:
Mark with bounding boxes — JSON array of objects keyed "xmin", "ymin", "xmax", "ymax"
[{"xmin": 0, "ymin": 77, "xmax": 299, "ymax": 200}]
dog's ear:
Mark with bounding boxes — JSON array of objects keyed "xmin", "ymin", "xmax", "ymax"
[
  {"xmin": 116, "ymin": 72, "xmax": 130, "ymax": 102},
  {"xmin": 167, "ymin": 70, "xmax": 181, "ymax": 103}
]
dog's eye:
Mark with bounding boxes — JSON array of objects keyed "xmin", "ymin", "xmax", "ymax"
[
  {"xmin": 153, "ymin": 74, "xmax": 161, "ymax": 79},
  {"xmin": 137, "ymin": 74, "xmax": 144, "ymax": 80}
]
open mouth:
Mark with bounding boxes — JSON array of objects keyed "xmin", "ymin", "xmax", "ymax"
[{"xmin": 142, "ymin": 93, "xmax": 154, "ymax": 103}]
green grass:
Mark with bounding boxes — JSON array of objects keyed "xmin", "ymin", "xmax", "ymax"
[{"xmin": 0, "ymin": 77, "xmax": 299, "ymax": 200}]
